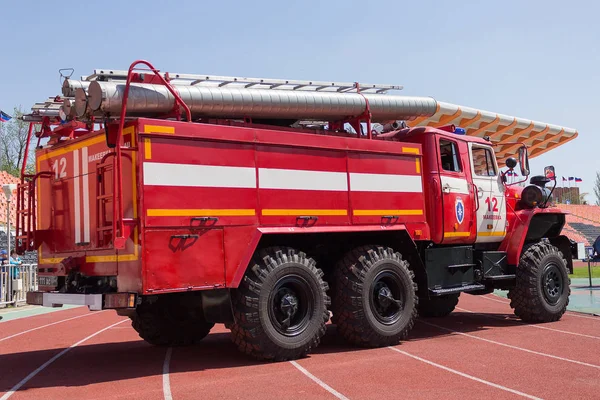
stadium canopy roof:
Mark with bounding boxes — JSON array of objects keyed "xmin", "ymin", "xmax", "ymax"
[{"xmin": 406, "ymin": 101, "xmax": 578, "ymax": 167}]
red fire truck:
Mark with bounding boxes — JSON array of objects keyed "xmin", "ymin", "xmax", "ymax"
[{"xmin": 20, "ymin": 60, "xmax": 583, "ymax": 361}]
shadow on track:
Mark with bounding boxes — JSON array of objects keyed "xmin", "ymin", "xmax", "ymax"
[{"xmin": 0, "ymin": 310, "xmax": 535, "ymax": 393}]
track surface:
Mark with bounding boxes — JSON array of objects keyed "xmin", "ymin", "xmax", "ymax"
[{"xmin": 1, "ymin": 294, "xmax": 599, "ymax": 400}]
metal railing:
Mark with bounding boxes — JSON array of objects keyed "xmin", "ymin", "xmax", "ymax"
[{"xmin": 0, "ymin": 264, "xmax": 38, "ymax": 306}]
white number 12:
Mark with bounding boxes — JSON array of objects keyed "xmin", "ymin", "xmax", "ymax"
[{"xmin": 52, "ymin": 157, "xmax": 67, "ymax": 179}]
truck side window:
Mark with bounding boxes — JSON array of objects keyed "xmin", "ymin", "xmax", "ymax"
[
  {"xmin": 439, "ymin": 139, "xmax": 461, "ymax": 173},
  {"xmin": 472, "ymin": 146, "xmax": 497, "ymax": 176}
]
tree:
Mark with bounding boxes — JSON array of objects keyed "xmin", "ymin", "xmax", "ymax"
[
  {"xmin": 594, "ymin": 171, "xmax": 600, "ymax": 206},
  {"xmin": 0, "ymin": 106, "xmax": 36, "ymax": 177}
]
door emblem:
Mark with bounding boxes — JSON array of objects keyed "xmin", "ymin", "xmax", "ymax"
[{"xmin": 455, "ymin": 197, "xmax": 465, "ymax": 224}]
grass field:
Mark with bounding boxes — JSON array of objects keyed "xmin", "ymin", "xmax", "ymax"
[{"xmin": 570, "ymin": 264, "xmax": 600, "ymax": 278}]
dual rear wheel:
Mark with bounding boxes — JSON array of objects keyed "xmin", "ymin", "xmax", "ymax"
[{"xmin": 229, "ymin": 245, "xmax": 418, "ymax": 361}]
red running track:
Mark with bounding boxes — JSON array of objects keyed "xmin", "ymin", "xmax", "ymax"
[{"xmin": 0, "ymin": 294, "xmax": 599, "ymax": 400}]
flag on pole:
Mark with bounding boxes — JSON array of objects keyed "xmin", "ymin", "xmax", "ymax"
[
  {"xmin": 0, "ymin": 110, "xmax": 12, "ymax": 122},
  {"xmin": 575, "ymin": 177, "xmax": 582, "ymax": 182},
  {"xmin": 562, "ymin": 176, "xmax": 567, "ymax": 182},
  {"xmin": 568, "ymin": 177, "xmax": 574, "ymax": 181}
]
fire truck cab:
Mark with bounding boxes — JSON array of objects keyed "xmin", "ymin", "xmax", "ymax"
[
  {"xmin": 20, "ymin": 61, "xmax": 584, "ymax": 362},
  {"xmin": 403, "ymin": 126, "xmax": 509, "ymax": 245}
]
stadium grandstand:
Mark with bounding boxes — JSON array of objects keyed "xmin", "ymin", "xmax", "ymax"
[{"xmin": 558, "ymin": 203, "xmax": 600, "ymax": 247}]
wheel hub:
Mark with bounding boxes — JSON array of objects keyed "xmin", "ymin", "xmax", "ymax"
[
  {"xmin": 376, "ymin": 284, "xmax": 394, "ymax": 309},
  {"xmin": 370, "ymin": 270, "xmax": 405, "ymax": 325},
  {"xmin": 268, "ymin": 275, "xmax": 314, "ymax": 337},
  {"xmin": 280, "ymin": 292, "xmax": 299, "ymax": 318},
  {"xmin": 542, "ymin": 263, "xmax": 563, "ymax": 305}
]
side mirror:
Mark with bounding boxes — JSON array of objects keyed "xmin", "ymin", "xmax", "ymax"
[
  {"xmin": 544, "ymin": 166, "xmax": 556, "ymax": 180},
  {"xmin": 505, "ymin": 157, "xmax": 517, "ymax": 169},
  {"xmin": 518, "ymin": 146, "xmax": 530, "ymax": 176}
]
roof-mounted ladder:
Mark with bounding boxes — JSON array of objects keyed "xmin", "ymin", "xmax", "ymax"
[{"xmin": 81, "ymin": 69, "xmax": 403, "ymax": 94}]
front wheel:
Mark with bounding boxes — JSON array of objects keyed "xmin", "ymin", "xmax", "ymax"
[
  {"xmin": 508, "ymin": 241, "xmax": 570, "ymax": 322},
  {"xmin": 230, "ymin": 247, "xmax": 330, "ymax": 361},
  {"xmin": 332, "ymin": 245, "xmax": 418, "ymax": 347}
]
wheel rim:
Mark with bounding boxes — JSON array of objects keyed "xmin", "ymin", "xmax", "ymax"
[
  {"xmin": 369, "ymin": 269, "xmax": 405, "ymax": 325},
  {"xmin": 268, "ymin": 274, "xmax": 314, "ymax": 337},
  {"xmin": 542, "ymin": 262, "xmax": 563, "ymax": 305}
]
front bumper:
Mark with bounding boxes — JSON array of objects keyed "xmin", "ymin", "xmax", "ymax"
[{"xmin": 26, "ymin": 292, "xmax": 137, "ymax": 311}]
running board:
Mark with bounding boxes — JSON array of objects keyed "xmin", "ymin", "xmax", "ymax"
[
  {"xmin": 430, "ymin": 284, "xmax": 486, "ymax": 296},
  {"xmin": 484, "ymin": 274, "xmax": 516, "ymax": 281}
]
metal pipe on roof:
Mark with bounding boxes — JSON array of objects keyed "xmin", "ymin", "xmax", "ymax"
[
  {"xmin": 79, "ymin": 80, "xmax": 438, "ymax": 122},
  {"xmin": 62, "ymin": 79, "xmax": 91, "ymax": 97}
]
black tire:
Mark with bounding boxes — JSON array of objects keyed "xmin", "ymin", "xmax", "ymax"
[
  {"xmin": 332, "ymin": 245, "xmax": 418, "ymax": 347},
  {"xmin": 131, "ymin": 295, "xmax": 214, "ymax": 346},
  {"xmin": 230, "ymin": 247, "xmax": 330, "ymax": 361},
  {"xmin": 417, "ymin": 294, "xmax": 460, "ymax": 317},
  {"xmin": 507, "ymin": 241, "xmax": 571, "ymax": 323}
]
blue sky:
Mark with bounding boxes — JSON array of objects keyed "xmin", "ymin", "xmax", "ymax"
[{"xmin": 1, "ymin": 0, "xmax": 598, "ymax": 201}]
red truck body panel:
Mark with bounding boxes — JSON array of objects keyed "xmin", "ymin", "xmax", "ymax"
[
  {"xmin": 35, "ymin": 126, "xmax": 142, "ymax": 293},
  {"xmin": 34, "ymin": 119, "xmax": 430, "ymax": 295}
]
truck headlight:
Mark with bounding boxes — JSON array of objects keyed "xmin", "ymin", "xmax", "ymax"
[{"xmin": 520, "ymin": 185, "xmax": 544, "ymax": 208}]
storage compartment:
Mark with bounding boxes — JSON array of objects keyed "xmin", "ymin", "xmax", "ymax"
[
  {"xmin": 143, "ymin": 228, "xmax": 225, "ymax": 293},
  {"xmin": 475, "ymin": 250, "xmax": 508, "ymax": 278},
  {"xmin": 425, "ymin": 246, "xmax": 475, "ymax": 289}
]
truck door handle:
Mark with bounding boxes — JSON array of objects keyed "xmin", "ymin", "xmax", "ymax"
[
  {"xmin": 443, "ymin": 183, "xmax": 451, "ymax": 193},
  {"xmin": 191, "ymin": 217, "xmax": 219, "ymax": 223},
  {"xmin": 171, "ymin": 234, "xmax": 199, "ymax": 239},
  {"xmin": 297, "ymin": 216, "xmax": 318, "ymax": 221}
]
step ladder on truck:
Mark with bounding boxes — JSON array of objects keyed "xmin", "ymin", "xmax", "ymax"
[{"xmin": 17, "ymin": 60, "xmax": 586, "ymax": 361}]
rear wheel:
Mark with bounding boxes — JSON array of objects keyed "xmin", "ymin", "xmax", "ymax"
[
  {"xmin": 508, "ymin": 241, "xmax": 570, "ymax": 322},
  {"xmin": 417, "ymin": 293, "xmax": 459, "ymax": 317},
  {"xmin": 332, "ymin": 245, "xmax": 418, "ymax": 347},
  {"xmin": 230, "ymin": 247, "xmax": 330, "ymax": 361},
  {"xmin": 131, "ymin": 295, "xmax": 214, "ymax": 346}
]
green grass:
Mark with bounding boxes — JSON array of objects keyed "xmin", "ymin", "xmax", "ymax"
[{"xmin": 570, "ymin": 265, "xmax": 600, "ymax": 279}]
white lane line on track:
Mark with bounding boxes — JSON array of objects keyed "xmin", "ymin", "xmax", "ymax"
[
  {"xmin": 418, "ymin": 320, "xmax": 600, "ymax": 370},
  {"xmin": 481, "ymin": 295, "xmax": 510, "ymax": 304},
  {"xmin": 163, "ymin": 347, "xmax": 173, "ymax": 400},
  {"xmin": 481, "ymin": 295, "xmax": 600, "ymax": 320},
  {"xmin": 0, "ymin": 312, "xmax": 100, "ymax": 343},
  {"xmin": 289, "ymin": 361, "xmax": 350, "ymax": 400},
  {"xmin": 388, "ymin": 347, "xmax": 542, "ymax": 399},
  {"xmin": 0, "ymin": 319, "xmax": 127, "ymax": 400},
  {"xmin": 455, "ymin": 306, "xmax": 600, "ymax": 340}
]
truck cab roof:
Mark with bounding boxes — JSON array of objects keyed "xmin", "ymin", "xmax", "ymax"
[{"xmin": 384, "ymin": 125, "xmax": 495, "ymax": 147}]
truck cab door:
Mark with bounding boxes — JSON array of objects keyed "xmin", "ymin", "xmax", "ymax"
[
  {"xmin": 468, "ymin": 143, "xmax": 506, "ymax": 242},
  {"xmin": 437, "ymin": 137, "xmax": 474, "ymax": 243}
]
